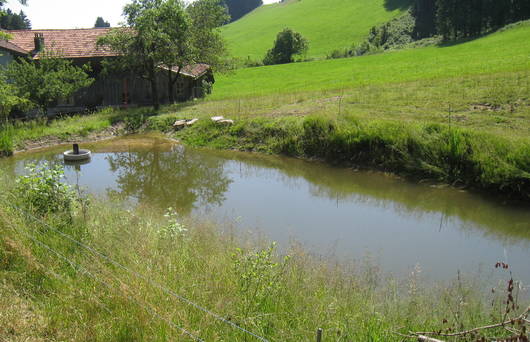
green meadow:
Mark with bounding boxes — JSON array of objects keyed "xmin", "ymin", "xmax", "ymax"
[
  {"xmin": 221, "ymin": 0, "xmax": 410, "ymax": 60},
  {"xmin": 216, "ymin": 20, "xmax": 530, "ymax": 99}
]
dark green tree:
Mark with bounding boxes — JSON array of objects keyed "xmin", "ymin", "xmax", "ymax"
[
  {"xmin": 94, "ymin": 16, "xmax": 111, "ymax": 28},
  {"xmin": 223, "ymin": 0, "xmax": 261, "ymax": 22},
  {"xmin": 0, "ymin": 9, "xmax": 31, "ymax": 29},
  {"xmin": 412, "ymin": 0, "xmax": 437, "ymax": 38},
  {"xmin": 5, "ymin": 52, "xmax": 94, "ymax": 116},
  {"xmin": 263, "ymin": 28, "xmax": 308, "ymax": 65}
]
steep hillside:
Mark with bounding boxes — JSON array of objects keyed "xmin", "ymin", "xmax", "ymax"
[
  {"xmin": 214, "ymin": 21, "xmax": 530, "ymax": 99},
  {"xmin": 221, "ymin": 0, "xmax": 410, "ymax": 60}
]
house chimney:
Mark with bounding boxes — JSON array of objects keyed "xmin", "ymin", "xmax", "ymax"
[{"xmin": 34, "ymin": 33, "xmax": 44, "ymax": 52}]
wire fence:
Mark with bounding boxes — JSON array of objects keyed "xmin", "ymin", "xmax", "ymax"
[{"xmin": 5, "ymin": 200, "xmax": 270, "ymax": 342}]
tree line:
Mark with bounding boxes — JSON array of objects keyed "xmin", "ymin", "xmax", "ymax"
[
  {"xmin": 0, "ymin": 8, "xmax": 31, "ymax": 29},
  {"xmin": 412, "ymin": 0, "xmax": 530, "ymax": 40},
  {"xmin": 222, "ymin": 0, "xmax": 262, "ymax": 22}
]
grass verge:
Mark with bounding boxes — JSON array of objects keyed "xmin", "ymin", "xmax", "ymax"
[{"xmin": 0, "ymin": 170, "xmax": 526, "ymax": 341}]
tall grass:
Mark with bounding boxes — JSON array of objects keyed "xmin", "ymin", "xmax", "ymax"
[
  {"xmin": 0, "ymin": 168, "xmax": 526, "ymax": 341},
  {"xmin": 174, "ymin": 114, "xmax": 530, "ymax": 200},
  {"xmin": 0, "ymin": 123, "xmax": 14, "ymax": 156}
]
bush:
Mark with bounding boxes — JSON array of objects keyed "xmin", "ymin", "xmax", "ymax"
[
  {"xmin": 15, "ymin": 162, "xmax": 76, "ymax": 216},
  {"xmin": 263, "ymin": 28, "xmax": 309, "ymax": 65},
  {"xmin": 354, "ymin": 10, "xmax": 415, "ymax": 56}
]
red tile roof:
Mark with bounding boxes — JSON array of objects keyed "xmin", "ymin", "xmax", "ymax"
[
  {"xmin": 8, "ymin": 28, "xmax": 117, "ymax": 59},
  {"xmin": 0, "ymin": 39, "xmax": 29, "ymax": 55},
  {"xmin": 6, "ymin": 28, "xmax": 211, "ymax": 78}
]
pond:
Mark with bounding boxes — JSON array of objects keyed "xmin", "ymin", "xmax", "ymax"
[{"xmin": 2, "ymin": 134, "xmax": 530, "ymax": 284}]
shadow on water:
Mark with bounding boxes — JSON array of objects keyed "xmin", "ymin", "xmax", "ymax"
[{"xmin": 204, "ymin": 148, "xmax": 530, "ymax": 243}]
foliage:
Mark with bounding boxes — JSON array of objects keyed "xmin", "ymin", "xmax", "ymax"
[
  {"xmin": 263, "ymin": 28, "xmax": 308, "ymax": 65},
  {"xmin": 0, "ymin": 122, "xmax": 14, "ymax": 156},
  {"xmin": 232, "ymin": 243, "xmax": 289, "ymax": 318},
  {"xmin": 98, "ymin": 0, "xmax": 227, "ymax": 106},
  {"xmin": 14, "ymin": 162, "xmax": 76, "ymax": 215},
  {"xmin": 0, "ymin": 8, "xmax": 31, "ymax": 29},
  {"xmin": 159, "ymin": 207, "xmax": 187, "ymax": 238},
  {"xmin": 0, "ymin": 74, "xmax": 30, "ymax": 122},
  {"xmin": 187, "ymin": 0, "xmax": 230, "ymax": 70},
  {"xmin": 94, "ymin": 16, "xmax": 110, "ymax": 28},
  {"xmin": 98, "ymin": 0, "xmax": 189, "ymax": 110},
  {"xmin": 353, "ymin": 10, "xmax": 415, "ymax": 56},
  {"xmin": 4, "ymin": 52, "xmax": 94, "ymax": 116},
  {"xmin": 222, "ymin": 0, "xmax": 261, "ymax": 22}
]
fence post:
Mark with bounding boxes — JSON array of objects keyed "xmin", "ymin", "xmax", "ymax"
[{"xmin": 316, "ymin": 328, "xmax": 323, "ymax": 342}]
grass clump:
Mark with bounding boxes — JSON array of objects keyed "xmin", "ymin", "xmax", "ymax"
[
  {"xmin": 0, "ymin": 165, "xmax": 527, "ymax": 341},
  {"xmin": 0, "ymin": 123, "xmax": 14, "ymax": 156}
]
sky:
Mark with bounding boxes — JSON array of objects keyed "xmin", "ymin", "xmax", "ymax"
[{"xmin": 5, "ymin": 0, "xmax": 279, "ymax": 29}]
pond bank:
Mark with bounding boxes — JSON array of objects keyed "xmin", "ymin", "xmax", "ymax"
[
  {"xmin": 2, "ymin": 108, "xmax": 530, "ymax": 201},
  {"xmin": 166, "ymin": 114, "xmax": 530, "ymax": 201}
]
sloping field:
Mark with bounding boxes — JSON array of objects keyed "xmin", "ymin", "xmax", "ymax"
[
  {"xmin": 214, "ymin": 21, "xmax": 530, "ymax": 99},
  {"xmin": 221, "ymin": 0, "xmax": 410, "ymax": 60}
]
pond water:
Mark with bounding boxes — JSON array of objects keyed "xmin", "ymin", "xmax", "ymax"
[{"xmin": 2, "ymin": 134, "xmax": 530, "ymax": 284}]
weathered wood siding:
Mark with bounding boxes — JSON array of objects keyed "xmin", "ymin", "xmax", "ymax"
[{"xmin": 72, "ymin": 71, "xmax": 205, "ymax": 109}]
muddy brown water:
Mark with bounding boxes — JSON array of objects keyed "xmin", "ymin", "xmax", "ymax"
[{"xmin": 2, "ymin": 134, "xmax": 529, "ymax": 284}]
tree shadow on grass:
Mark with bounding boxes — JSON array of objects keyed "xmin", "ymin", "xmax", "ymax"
[{"xmin": 384, "ymin": 0, "xmax": 413, "ymax": 11}]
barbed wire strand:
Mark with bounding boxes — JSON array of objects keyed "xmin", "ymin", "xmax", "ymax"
[
  {"xmin": 11, "ymin": 224, "xmax": 205, "ymax": 342},
  {"xmin": 7, "ymin": 201, "xmax": 270, "ymax": 342}
]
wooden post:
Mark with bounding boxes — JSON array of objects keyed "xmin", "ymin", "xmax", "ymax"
[
  {"xmin": 316, "ymin": 328, "xmax": 322, "ymax": 342},
  {"xmin": 73, "ymin": 144, "xmax": 80, "ymax": 155}
]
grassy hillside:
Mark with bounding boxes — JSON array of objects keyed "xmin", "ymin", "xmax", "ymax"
[
  {"xmin": 215, "ymin": 21, "xmax": 530, "ymax": 99},
  {"xmin": 221, "ymin": 0, "xmax": 410, "ymax": 60}
]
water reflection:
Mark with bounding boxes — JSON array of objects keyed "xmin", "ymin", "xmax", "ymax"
[{"xmin": 105, "ymin": 145, "xmax": 231, "ymax": 214}]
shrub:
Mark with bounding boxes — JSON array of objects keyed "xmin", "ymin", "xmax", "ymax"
[
  {"xmin": 355, "ymin": 10, "xmax": 415, "ymax": 56},
  {"xmin": 15, "ymin": 162, "xmax": 76, "ymax": 216},
  {"xmin": 263, "ymin": 28, "xmax": 308, "ymax": 65}
]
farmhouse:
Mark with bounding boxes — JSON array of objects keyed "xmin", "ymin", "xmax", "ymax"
[{"xmin": 0, "ymin": 28, "xmax": 214, "ymax": 113}]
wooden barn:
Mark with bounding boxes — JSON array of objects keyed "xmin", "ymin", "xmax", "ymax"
[{"xmin": 1, "ymin": 28, "xmax": 214, "ymax": 113}]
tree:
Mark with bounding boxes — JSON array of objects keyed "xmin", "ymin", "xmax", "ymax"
[
  {"xmin": 5, "ymin": 52, "xmax": 94, "ymax": 116},
  {"xmin": 98, "ymin": 0, "xmax": 228, "ymax": 107},
  {"xmin": 0, "ymin": 0, "xmax": 29, "ymax": 39},
  {"xmin": 223, "ymin": 0, "xmax": 261, "ymax": 22},
  {"xmin": 94, "ymin": 16, "xmax": 111, "ymax": 28},
  {"xmin": 412, "ymin": 0, "xmax": 437, "ymax": 39},
  {"xmin": 263, "ymin": 28, "xmax": 308, "ymax": 65},
  {"xmin": 0, "ymin": 9, "xmax": 31, "ymax": 29},
  {"xmin": 98, "ymin": 0, "xmax": 190, "ymax": 110},
  {"xmin": 0, "ymin": 75, "xmax": 29, "ymax": 122}
]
